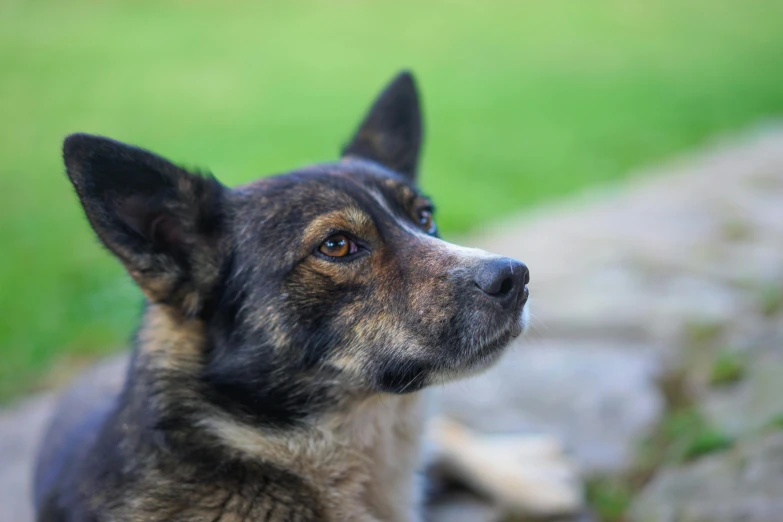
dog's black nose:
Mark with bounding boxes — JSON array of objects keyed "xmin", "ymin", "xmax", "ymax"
[{"xmin": 474, "ymin": 258, "xmax": 529, "ymax": 305}]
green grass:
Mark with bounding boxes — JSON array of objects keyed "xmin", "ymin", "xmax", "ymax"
[
  {"xmin": 2, "ymin": 0, "xmax": 783, "ymax": 401},
  {"xmin": 760, "ymin": 286, "xmax": 783, "ymax": 317},
  {"xmin": 586, "ymin": 479, "xmax": 635, "ymax": 522},
  {"xmin": 709, "ymin": 351, "xmax": 747, "ymax": 387},
  {"xmin": 637, "ymin": 407, "xmax": 734, "ymax": 472}
]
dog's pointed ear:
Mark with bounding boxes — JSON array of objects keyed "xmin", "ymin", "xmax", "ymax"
[
  {"xmin": 341, "ymin": 71, "xmax": 422, "ymax": 181},
  {"xmin": 63, "ymin": 133, "xmax": 225, "ymax": 315}
]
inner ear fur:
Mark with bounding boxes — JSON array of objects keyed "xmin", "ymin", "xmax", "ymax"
[{"xmin": 63, "ymin": 133, "xmax": 225, "ymax": 315}]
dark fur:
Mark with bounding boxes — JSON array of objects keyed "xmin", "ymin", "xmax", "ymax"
[{"xmin": 34, "ymin": 72, "xmax": 529, "ymax": 521}]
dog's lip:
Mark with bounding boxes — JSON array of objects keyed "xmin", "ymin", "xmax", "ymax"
[
  {"xmin": 460, "ymin": 325, "xmax": 516, "ymax": 369},
  {"xmin": 475, "ymin": 316, "xmax": 523, "ymax": 354},
  {"xmin": 457, "ymin": 285, "xmax": 529, "ymax": 368}
]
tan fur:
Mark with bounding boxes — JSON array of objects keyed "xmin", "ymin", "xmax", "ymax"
[
  {"xmin": 301, "ymin": 207, "xmax": 377, "ymax": 247},
  {"xmin": 135, "ymin": 304, "xmax": 426, "ymax": 521},
  {"xmin": 202, "ymin": 394, "xmax": 425, "ymax": 522},
  {"xmin": 330, "ymin": 308, "xmax": 427, "ymax": 376},
  {"xmin": 428, "ymin": 418, "xmax": 583, "ymax": 517},
  {"xmin": 137, "ymin": 304, "xmax": 204, "ymax": 372}
]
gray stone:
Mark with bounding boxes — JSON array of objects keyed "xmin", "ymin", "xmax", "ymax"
[
  {"xmin": 427, "ymin": 493, "xmax": 504, "ymax": 522},
  {"xmin": 434, "ymin": 340, "xmax": 664, "ymax": 475},
  {"xmin": 0, "ymin": 355, "xmax": 128, "ymax": 522},
  {"xmin": 0, "ymin": 394, "xmax": 56, "ymax": 522},
  {"xmin": 704, "ymin": 351, "xmax": 783, "ymax": 437},
  {"xmin": 630, "ymin": 432, "xmax": 783, "ymax": 522}
]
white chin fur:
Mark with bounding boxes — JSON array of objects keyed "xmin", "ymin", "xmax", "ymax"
[{"xmin": 519, "ymin": 304, "xmax": 530, "ymax": 334}]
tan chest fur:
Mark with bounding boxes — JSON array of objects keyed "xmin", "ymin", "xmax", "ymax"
[{"xmin": 203, "ymin": 393, "xmax": 426, "ymax": 522}]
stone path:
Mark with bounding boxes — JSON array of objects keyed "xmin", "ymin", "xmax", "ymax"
[
  {"xmin": 3, "ymin": 127, "xmax": 783, "ymax": 522},
  {"xmin": 0, "ymin": 394, "xmax": 55, "ymax": 522}
]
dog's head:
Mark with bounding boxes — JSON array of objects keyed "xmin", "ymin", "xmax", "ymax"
[{"xmin": 63, "ymin": 72, "xmax": 529, "ymax": 425}]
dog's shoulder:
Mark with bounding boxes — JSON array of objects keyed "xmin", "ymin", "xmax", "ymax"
[{"xmin": 32, "ymin": 352, "xmax": 329, "ymax": 522}]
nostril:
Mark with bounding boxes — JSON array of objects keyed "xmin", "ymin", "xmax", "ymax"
[
  {"xmin": 474, "ymin": 257, "xmax": 527, "ymax": 301},
  {"xmin": 497, "ymin": 277, "xmax": 514, "ymax": 296}
]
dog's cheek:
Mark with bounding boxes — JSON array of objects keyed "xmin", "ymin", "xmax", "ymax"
[
  {"xmin": 331, "ymin": 299, "xmax": 436, "ymax": 394},
  {"xmin": 335, "ymin": 284, "xmax": 454, "ymax": 390},
  {"xmin": 323, "ymin": 294, "xmax": 406, "ymax": 382},
  {"xmin": 282, "ymin": 262, "xmax": 376, "ymax": 370},
  {"xmin": 283, "ymin": 262, "xmax": 349, "ymax": 314},
  {"xmin": 331, "ymin": 255, "xmax": 461, "ymax": 375}
]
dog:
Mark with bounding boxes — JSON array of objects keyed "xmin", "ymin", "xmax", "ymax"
[{"xmin": 33, "ymin": 71, "xmax": 580, "ymax": 521}]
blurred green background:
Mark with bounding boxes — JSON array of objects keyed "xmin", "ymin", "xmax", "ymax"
[{"xmin": 2, "ymin": 0, "xmax": 783, "ymax": 401}]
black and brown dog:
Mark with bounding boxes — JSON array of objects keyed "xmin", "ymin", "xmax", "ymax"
[{"xmin": 33, "ymin": 72, "xmax": 551, "ymax": 521}]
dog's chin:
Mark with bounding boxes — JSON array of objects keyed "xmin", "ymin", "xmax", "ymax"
[
  {"xmin": 433, "ymin": 305, "xmax": 530, "ymax": 385},
  {"xmin": 519, "ymin": 303, "xmax": 531, "ymax": 335},
  {"xmin": 477, "ymin": 304, "xmax": 529, "ymax": 358}
]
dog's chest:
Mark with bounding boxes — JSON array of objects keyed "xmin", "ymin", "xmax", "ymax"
[
  {"xmin": 267, "ymin": 393, "xmax": 427, "ymax": 521},
  {"xmin": 200, "ymin": 393, "xmax": 427, "ymax": 521},
  {"xmin": 333, "ymin": 393, "xmax": 427, "ymax": 522}
]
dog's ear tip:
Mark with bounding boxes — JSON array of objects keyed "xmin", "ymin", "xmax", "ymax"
[
  {"xmin": 64, "ymin": 132, "xmax": 98, "ymax": 155},
  {"xmin": 64, "ymin": 133, "xmax": 132, "ymax": 156},
  {"xmin": 62, "ymin": 133, "xmax": 115, "ymax": 171},
  {"xmin": 63, "ymin": 133, "xmax": 85, "ymax": 161},
  {"xmin": 393, "ymin": 70, "xmax": 416, "ymax": 86},
  {"xmin": 387, "ymin": 70, "xmax": 419, "ymax": 101},
  {"xmin": 63, "ymin": 134, "xmax": 98, "ymax": 184}
]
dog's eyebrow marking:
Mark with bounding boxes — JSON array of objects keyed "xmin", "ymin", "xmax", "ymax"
[
  {"xmin": 381, "ymin": 177, "xmax": 419, "ymax": 206},
  {"xmin": 302, "ymin": 207, "xmax": 375, "ymax": 245}
]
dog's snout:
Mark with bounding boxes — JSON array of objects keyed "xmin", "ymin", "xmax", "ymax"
[{"xmin": 473, "ymin": 258, "xmax": 529, "ymax": 304}]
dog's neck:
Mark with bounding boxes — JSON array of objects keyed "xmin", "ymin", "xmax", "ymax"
[
  {"xmin": 125, "ymin": 303, "xmax": 427, "ymax": 522},
  {"xmin": 200, "ymin": 392, "xmax": 426, "ymax": 521}
]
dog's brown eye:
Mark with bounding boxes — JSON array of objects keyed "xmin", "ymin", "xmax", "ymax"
[
  {"xmin": 318, "ymin": 234, "xmax": 357, "ymax": 258},
  {"xmin": 418, "ymin": 210, "xmax": 436, "ymax": 234}
]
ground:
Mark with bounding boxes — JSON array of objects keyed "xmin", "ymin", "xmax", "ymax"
[
  {"xmin": 4, "ymin": 127, "xmax": 783, "ymax": 521},
  {"xmin": 3, "ymin": 0, "xmax": 783, "ymax": 400}
]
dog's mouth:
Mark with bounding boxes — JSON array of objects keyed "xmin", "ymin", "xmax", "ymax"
[
  {"xmin": 458, "ymin": 290, "xmax": 529, "ymax": 369},
  {"xmin": 477, "ymin": 314, "xmax": 525, "ymax": 355}
]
